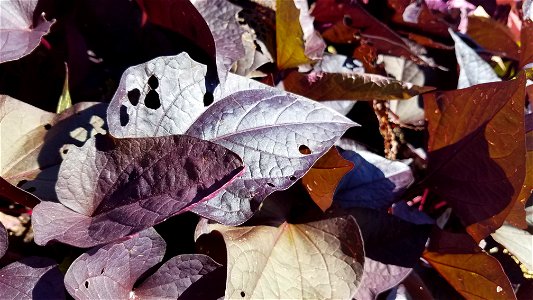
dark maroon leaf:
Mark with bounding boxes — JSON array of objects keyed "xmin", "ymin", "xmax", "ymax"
[
  {"xmin": 0, "ymin": 257, "xmax": 65, "ymax": 299},
  {"xmin": 0, "ymin": 0, "xmax": 55, "ymax": 63},
  {"xmin": 0, "ymin": 221, "xmax": 7, "ymax": 259},
  {"xmin": 32, "ymin": 134, "xmax": 244, "ymax": 247}
]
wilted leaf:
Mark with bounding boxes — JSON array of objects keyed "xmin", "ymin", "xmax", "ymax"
[
  {"xmin": 333, "ymin": 149, "xmax": 414, "ymax": 210},
  {"xmin": 0, "ymin": 0, "xmax": 55, "ymax": 63},
  {"xmin": 31, "ymin": 134, "xmax": 244, "ymax": 247},
  {"xmin": 194, "ymin": 216, "xmax": 365, "ymax": 299},
  {"xmin": 423, "ymin": 250, "xmax": 516, "ymax": 300},
  {"xmin": 283, "ymin": 71, "xmax": 434, "ymax": 101},
  {"xmin": 467, "ymin": 16, "xmax": 519, "ymax": 61},
  {"xmin": 355, "ymin": 258, "xmax": 411, "ymax": 300},
  {"xmin": 302, "ymin": 147, "xmax": 354, "ymax": 211},
  {"xmin": 294, "ymin": 0, "xmax": 326, "ymax": 60},
  {"xmin": 491, "ymin": 225, "xmax": 533, "ymax": 272},
  {"xmin": 0, "ymin": 257, "xmax": 65, "ymax": 299},
  {"xmin": 424, "ymin": 73, "xmax": 526, "ymax": 241},
  {"xmin": 276, "ymin": 0, "xmax": 311, "ymax": 69},
  {"xmin": 1, "ymin": 95, "xmax": 107, "ymax": 201},
  {"xmin": 449, "ymin": 30, "xmax": 501, "ymax": 89},
  {"xmin": 0, "ymin": 221, "xmax": 7, "ymax": 259}
]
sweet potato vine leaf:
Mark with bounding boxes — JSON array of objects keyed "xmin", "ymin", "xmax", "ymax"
[
  {"xmin": 302, "ymin": 147, "xmax": 353, "ymax": 211},
  {"xmin": 423, "ymin": 72, "xmax": 527, "ymax": 241},
  {"xmin": 0, "ymin": 95, "xmax": 107, "ymax": 202},
  {"xmin": 276, "ymin": 0, "xmax": 311, "ymax": 69},
  {"xmin": 0, "ymin": 257, "xmax": 65, "ymax": 299},
  {"xmin": 0, "ymin": 0, "xmax": 55, "ymax": 64},
  {"xmin": 64, "ymin": 228, "xmax": 220, "ymax": 300},
  {"xmin": 422, "ymin": 250, "xmax": 516, "ymax": 300},
  {"xmin": 31, "ymin": 134, "xmax": 244, "ymax": 247},
  {"xmin": 466, "ymin": 16, "xmax": 519, "ymax": 61},
  {"xmin": 283, "ymin": 71, "xmax": 434, "ymax": 101},
  {"xmin": 354, "ymin": 257, "xmax": 411, "ymax": 300},
  {"xmin": 194, "ymin": 216, "xmax": 365, "ymax": 299},
  {"xmin": 0, "ymin": 221, "xmax": 7, "ymax": 259}
]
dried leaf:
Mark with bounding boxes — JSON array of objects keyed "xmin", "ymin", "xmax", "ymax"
[
  {"xmin": 423, "ymin": 250, "xmax": 516, "ymax": 300},
  {"xmin": 195, "ymin": 216, "xmax": 365, "ymax": 299},
  {"xmin": 302, "ymin": 147, "xmax": 354, "ymax": 211},
  {"xmin": 276, "ymin": 0, "xmax": 311, "ymax": 69}
]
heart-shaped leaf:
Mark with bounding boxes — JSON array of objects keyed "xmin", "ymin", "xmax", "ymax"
[
  {"xmin": 302, "ymin": 147, "xmax": 354, "ymax": 211},
  {"xmin": 0, "ymin": 257, "xmax": 65, "ymax": 299},
  {"xmin": 194, "ymin": 216, "xmax": 365, "ymax": 299},
  {"xmin": 32, "ymin": 134, "xmax": 244, "ymax": 247},
  {"xmin": 423, "ymin": 72, "xmax": 526, "ymax": 241},
  {"xmin": 64, "ymin": 228, "xmax": 220, "ymax": 299},
  {"xmin": 355, "ymin": 258, "xmax": 411, "ymax": 300},
  {"xmin": 283, "ymin": 71, "xmax": 434, "ymax": 101},
  {"xmin": 0, "ymin": 0, "xmax": 54, "ymax": 63},
  {"xmin": 186, "ymin": 88, "xmax": 356, "ymax": 225},
  {"xmin": 422, "ymin": 250, "xmax": 516, "ymax": 300},
  {"xmin": 1, "ymin": 95, "xmax": 108, "ymax": 201}
]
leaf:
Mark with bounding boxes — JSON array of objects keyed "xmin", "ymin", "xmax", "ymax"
[
  {"xmin": 0, "ymin": 257, "xmax": 65, "ymax": 299},
  {"xmin": 232, "ymin": 24, "xmax": 273, "ymax": 77},
  {"xmin": 423, "ymin": 73, "xmax": 526, "ymax": 241},
  {"xmin": 0, "ymin": 221, "xmax": 7, "ymax": 259},
  {"xmin": 467, "ymin": 16, "xmax": 519, "ymax": 61},
  {"xmin": 422, "ymin": 250, "xmax": 516, "ymax": 300},
  {"xmin": 449, "ymin": 30, "xmax": 501, "ymax": 89},
  {"xmin": 1, "ymin": 95, "xmax": 108, "ymax": 201},
  {"xmin": 333, "ymin": 149, "xmax": 414, "ymax": 210},
  {"xmin": 194, "ymin": 216, "xmax": 365, "ymax": 299},
  {"xmin": 31, "ymin": 133, "xmax": 244, "ymax": 247},
  {"xmin": 520, "ymin": 20, "xmax": 533, "ymax": 69},
  {"xmin": 387, "ymin": 0, "xmax": 450, "ymax": 37},
  {"xmin": 283, "ymin": 71, "xmax": 434, "ymax": 101},
  {"xmin": 491, "ymin": 225, "xmax": 533, "ymax": 272},
  {"xmin": 56, "ymin": 64, "xmax": 72, "ymax": 114},
  {"xmin": 302, "ymin": 147, "xmax": 354, "ymax": 211},
  {"xmin": 186, "ymin": 88, "xmax": 355, "ymax": 225},
  {"xmin": 276, "ymin": 0, "xmax": 311, "ymax": 69},
  {"xmin": 354, "ymin": 258, "xmax": 411, "ymax": 300},
  {"xmin": 294, "ymin": 0, "xmax": 326, "ymax": 61},
  {"xmin": 0, "ymin": 0, "xmax": 55, "ymax": 63}
]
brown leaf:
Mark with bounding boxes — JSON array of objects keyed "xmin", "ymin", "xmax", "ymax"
[
  {"xmin": 467, "ymin": 16, "xmax": 520, "ymax": 61},
  {"xmin": 424, "ymin": 73, "xmax": 527, "ymax": 241},
  {"xmin": 283, "ymin": 71, "xmax": 434, "ymax": 101},
  {"xmin": 387, "ymin": 0, "xmax": 451, "ymax": 37},
  {"xmin": 422, "ymin": 250, "xmax": 516, "ymax": 300},
  {"xmin": 302, "ymin": 147, "xmax": 354, "ymax": 211},
  {"xmin": 520, "ymin": 20, "xmax": 533, "ymax": 69},
  {"xmin": 276, "ymin": 0, "xmax": 311, "ymax": 69}
]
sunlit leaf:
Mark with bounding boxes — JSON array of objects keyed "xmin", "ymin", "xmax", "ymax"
[
  {"xmin": 56, "ymin": 66, "xmax": 72, "ymax": 114},
  {"xmin": 302, "ymin": 147, "xmax": 354, "ymax": 211},
  {"xmin": 423, "ymin": 250, "xmax": 516, "ymax": 300},
  {"xmin": 467, "ymin": 16, "xmax": 519, "ymax": 61},
  {"xmin": 491, "ymin": 225, "xmax": 533, "ymax": 273},
  {"xmin": 276, "ymin": 0, "xmax": 311, "ymax": 69},
  {"xmin": 195, "ymin": 216, "xmax": 365, "ymax": 299}
]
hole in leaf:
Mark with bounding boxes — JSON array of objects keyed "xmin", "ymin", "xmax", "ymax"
[
  {"xmin": 240, "ymin": 291, "xmax": 245, "ymax": 297},
  {"xmin": 44, "ymin": 124, "xmax": 52, "ymax": 130},
  {"xmin": 120, "ymin": 105, "xmax": 129, "ymax": 126},
  {"xmin": 100, "ymin": 268, "xmax": 104, "ymax": 274},
  {"xmin": 127, "ymin": 88, "xmax": 140, "ymax": 106},
  {"xmin": 145, "ymin": 90, "xmax": 161, "ymax": 109},
  {"xmin": 289, "ymin": 176, "xmax": 297, "ymax": 181},
  {"xmin": 343, "ymin": 14, "xmax": 353, "ymax": 26},
  {"xmin": 85, "ymin": 281, "xmax": 89, "ymax": 288},
  {"xmin": 147, "ymin": 74, "xmax": 159, "ymax": 89},
  {"xmin": 203, "ymin": 92, "xmax": 214, "ymax": 106},
  {"xmin": 63, "ymin": 149, "xmax": 69, "ymax": 154},
  {"xmin": 267, "ymin": 182, "xmax": 274, "ymax": 187},
  {"xmin": 16, "ymin": 180, "xmax": 28, "ymax": 187},
  {"xmin": 298, "ymin": 145, "xmax": 312, "ymax": 155},
  {"xmin": 26, "ymin": 187, "xmax": 36, "ymax": 193}
]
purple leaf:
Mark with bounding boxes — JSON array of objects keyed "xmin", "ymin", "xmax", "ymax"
[
  {"xmin": 134, "ymin": 254, "xmax": 221, "ymax": 299},
  {"xmin": 186, "ymin": 89, "xmax": 356, "ymax": 225},
  {"xmin": 0, "ymin": 0, "xmax": 55, "ymax": 63},
  {"xmin": 334, "ymin": 150, "xmax": 414, "ymax": 210},
  {"xmin": 32, "ymin": 134, "xmax": 244, "ymax": 247},
  {"xmin": 64, "ymin": 228, "xmax": 165, "ymax": 300},
  {"xmin": 0, "ymin": 221, "xmax": 7, "ymax": 259},
  {"xmin": 0, "ymin": 257, "xmax": 65, "ymax": 299},
  {"xmin": 355, "ymin": 258, "xmax": 411, "ymax": 300}
]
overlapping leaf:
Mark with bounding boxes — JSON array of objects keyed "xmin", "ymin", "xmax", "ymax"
[
  {"xmin": 64, "ymin": 228, "xmax": 220, "ymax": 299},
  {"xmin": 467, "ymin": 16, "xmax": 519, "ymax": 61},
  {"xmin": 423, "ymin": 250, "xmax": 516, "ymax": 300},
  {"xmin": 1, "ymin": 95, "xmax": 107, "ymax": 201},
  {"xmin": 0, "ymin": 0, "xmax": 54, "ymax": 63},
  {"xmin": 302, "ymin": 147, "xmax": 354, "ymax": 211},
  {"xmin": 424, "ymin": 73, "xmax": 526, "ymax": 241},
  {"xmin": 194, "ymin": 216, "xmax": 365, "ymax": 299},
  {"xmin": 276, "ymin": 0, "xmax": 311, "ymax": 69},
  {"xmin": 31, "ymin": 134, "xmax": 244, "ymax": 247},
  {"xmin": 0, "ymin": 257, "xmax": 65, "ymax": 299},
  {"xmin": 355, "ymin": 258, "xmax": 411, "ymax": 300}
]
